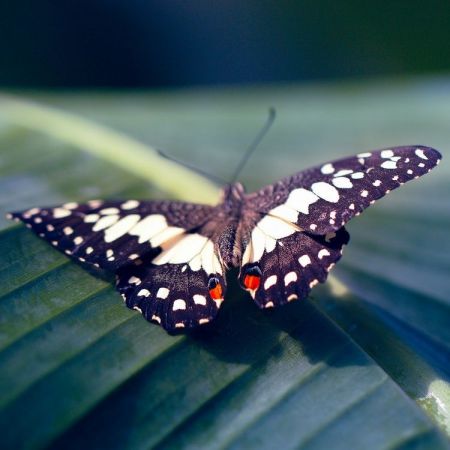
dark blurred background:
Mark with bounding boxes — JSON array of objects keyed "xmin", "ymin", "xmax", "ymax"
[{"xmin": 1, "ymin": 0, "xmax": 450, "ymax": 88}]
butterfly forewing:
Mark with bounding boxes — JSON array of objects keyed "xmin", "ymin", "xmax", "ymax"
[
  {"xmin": 245, "ymin": 146, "xmax": 441, "ymax": 235},
  {"xmin": 9, "ymin": 200, "xmax": 215, "ymax": 271}
]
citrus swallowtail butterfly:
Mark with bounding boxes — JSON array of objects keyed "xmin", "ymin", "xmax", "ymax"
[{"xmin": 8, "ymin": 146, "xmax": 441, "ymax": 332}]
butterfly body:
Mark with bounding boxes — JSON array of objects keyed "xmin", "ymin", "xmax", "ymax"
[{"xmin": 8, "ymin": 145, "xmax": 441, "ymax": 332}]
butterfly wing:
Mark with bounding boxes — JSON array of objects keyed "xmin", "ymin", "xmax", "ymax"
[
  {"xmin": 8, "ymin": 199, "xmax": 215, "ymax": 270},
  {"xmin": 239, "ymin": 145, "xmax": 441, "ymax": 307},
  {"xmin": 116, "ymin": 252, "xmax": 226, "ymax": 332},
  {"xmin": 239, "ymin": 227, "xmax": 349, "ymax": 308},
  {"xmin": 245, "ymin": 146, "xmax": 441, "ymax": 234},
  {"xmin": 9, "ymin": 199, "xmax": 227, "ymax": 332}
]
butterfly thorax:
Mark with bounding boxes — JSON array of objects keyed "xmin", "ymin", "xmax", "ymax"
[{"xmin": 206, "ymin": 183, "xmax": 260, "ymax": 269}]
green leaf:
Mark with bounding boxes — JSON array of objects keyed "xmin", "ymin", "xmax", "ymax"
[{"xmin": 1, "ymin": 79, "xmax": 449, "ymax": 449}]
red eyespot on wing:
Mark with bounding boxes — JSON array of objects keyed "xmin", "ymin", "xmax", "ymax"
[
  {"xmin": 209, "ymin": 283, "xmax": 223, "ymax": 300},
  {"xmin": 244, "ymin": 274, "xmax": 260, "ymax": 291}
]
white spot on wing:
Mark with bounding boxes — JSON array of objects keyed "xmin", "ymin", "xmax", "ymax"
[
  {"xmin": 88, "ymin": 200, "xmax": 103, "ymax": 208},
  {"xmin": 23, "ymin": 207, "xmax": 41, "ymax": 218},
  {"xmin": 415, "ymin": 148, "xmax": 428, "ymax": 160},
  {"xmin": 84, "ymin": 214, "xmax": 100, "ymax": 223},
  {"xmin": 128, "ymin": 276, "xmax": 141, "ymax": 285},
  {"xmin": 285, "ymin": 188, "xmax": 319, "ymax": 214},
  {"xmin": 138, "ymin": 289, "xmax": 150, "ymax": 297},
  {"xmin": 151, "ymin": 315, "xmax": 161, "ymax": 324},
  {"xmin": 250, "ymin": 226, "xmax": 266, "ymax": 262},
  {"xmin": 264, "ymin": 275, "xmax": 277, "ymax": 290},
  {"xmin": 318, "ymin": 249, "xmax": 330, "ymax": 259},
  {"xmin": 153, "ymin": 233, "xmax": 221, "ymax": 275},
  {"xmin": 104, "ymin": 214, "xmax": 141, "ymax": 243},
  {"xmin": 332, "ymin": 177, "xmax": 353, "ymax": 188},
  {"xmin": 350, "ymin": 172, "xmax": 364, "ymax": 179},
  {"xmin": 63, "ymin": 226, "xmax": 74, "ymax": 235},
  {"xmin": 381, "ymin": 160, "xmax": 397, "ymax": 170},
  {"xmin": 372, "ymin": 180, "xmax": 382, "ymax": 187},
  {"xmin": 284, "ymin": 271, "xmax": 298, "ymax": 286},
  {"xmin": 100, "ymin": 207, "xmax": 120, "ymax": 215},
  {"xmin": 199, "ymin": 239, "xmax": 222, "ymax": 275},
  {"xmin": 361, "ymin": 190, "xmax": 369, "ymax": 197},
  {"xmin": 264, "ymin": 235, "xmax": 277, "ymax": 253},
  {"xmin": 381, "ymin": 150, "xmax": 394, "ymax": 158},
  {"xmin": 74, "ymin": 236, "xmax": 83, "ymax": 245},
  {"xmin": 63, "ymin": 202, "xmax": 78, "ymax": 210},
  {"xmin": 129, "ymin": 214, "xmax": 167, "ymax": 243},
  {"xmin": 311, "ymin": 182, "xmax": 339, "ymax": 203},
  {"xmin": 193, "ymin": 294, "xmax": 207, "ymax": 305},
  {"xmin": 334, "ymin": 169, "xmax": 353, "ymax": 177},
  {"xmin": 321, "ymin": 163, "xmax": 335, "ymax": 174},
  {"xmin": 268, "ymin": 204, "xmax": 299, "ymax": 223},
  {"xmin": 173, "ymin": 299, "xmax": 187, "ymax": 311},
  {"xmin": 150, "ymin": 226, "xmax": 185, "ymax": 248},
  {"xmin": 153, "ymin": 233, "xmax": 207, "ymax": 265},
  {"xmin": 157, "ymin": 287, "xmax": 169, "ymax": 299},
  {"xmin": 258, "ymin": 215, "xmax": 297, "ymax": 239},
  {"xmin": 53, "ymin": 208, "xmax": 71, "ymax": 219},
  {"xmin": 299, "ymin": 254, "xmax": 311, "ymax": 267},
  {"xmin": 357, "ymin": 152, "xmax": 372, "ymax": 158},
  {"xmin": 92, "ymin": 215, "xmax": 119, "ymax": 232},
  {"xmin": 121, "ymin": 200, "xmax": 140, "ymax": 210}
]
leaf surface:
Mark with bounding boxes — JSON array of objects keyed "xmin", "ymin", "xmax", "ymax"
[{"xmin": 0, "ymin": 79, "xmax": 449, "ymax": 449}]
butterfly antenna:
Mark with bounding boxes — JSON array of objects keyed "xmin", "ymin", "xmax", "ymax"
[
  {"xmin": 157, "ymin": 149, "xmax": 228, "ymax": 185},
  {"xmin": 230, "ymin": 107, "xmax": 276, "ymax": 183}
]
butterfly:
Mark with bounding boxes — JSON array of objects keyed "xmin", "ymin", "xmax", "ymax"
[{"xmin": 8, "ymin": 146, "xmax": 441, "ymax": 333}]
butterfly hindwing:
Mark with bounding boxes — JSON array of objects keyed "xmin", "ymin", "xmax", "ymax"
[
  {"xmin": 246, "ymin": 146, "xmax": 441, "ymax": 235},
  {"xmin": 116, "ymin": 234, "xmax": 226, "ymax": 332},
  {"xmin": 8, "ymin": 200, "xmax": 215, "ymax": 271},
  {"xmin": 239, "ymin": 225, "xmax": 349, "ymax": 308}
]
